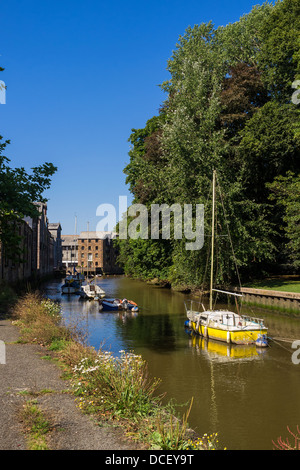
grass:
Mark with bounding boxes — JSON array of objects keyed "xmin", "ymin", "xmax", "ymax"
[
  {"xmin": 20, "ymin": 400, "xmax": 51, "ymax": 450},
  {"xmin": 11, "ymin": 292, "xmax": 78, "ymax": 348},
  {"xmin": 244, "ymin": 278, "xmax": 300, "ymax": 293},
  {"xmin": 152, "ymin": 398, "xmax": 194, "ymax": 450},
  {"xmin": 11, "ymin": 292, "xmax": 221, "ymax": 450}
]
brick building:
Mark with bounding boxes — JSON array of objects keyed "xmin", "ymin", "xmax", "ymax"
[
  {"xmin": 76, "ymin": 231, "xmax": 121, "ymax": 275},
  {"xmin": 0, "ymin": 219, "xmax": 33, "ymax": 283},
  {"xmin": 48, "ymin": 223, "xmax": 62, "ymax": 270},
  {"xmin": 25, "ymin": 203, "xmax": 54, "ymax": 277},
  {"xmin": 61, "ymin": 235, "xmax": 79, "ymax": 273},
  {"xmin": 0, "ymin": 202, "xmax": 62, "ymax": 283}
]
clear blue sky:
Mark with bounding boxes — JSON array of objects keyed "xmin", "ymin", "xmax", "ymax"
[{"xmin": 1, "ymin": 0, "xmax": 267, "ymax": 234}]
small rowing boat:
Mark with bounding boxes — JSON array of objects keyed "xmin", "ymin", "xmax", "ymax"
[{"xmin": 100, "ymin": 298, "xmax": 139, "ymax": 312}]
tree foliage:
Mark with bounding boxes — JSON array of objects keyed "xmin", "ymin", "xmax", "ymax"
[
  {"xmin": 258, "ymin": 0, "xmax": 300, "ymax": 101},
  {"xmin": 118, "ymin": 0, "xmax": 300, "ymax": 288},
  {"xmin": 268, "ymin": 172, "xmax": 300, "ymax": 268}
]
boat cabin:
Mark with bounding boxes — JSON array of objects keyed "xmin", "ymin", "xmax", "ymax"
[{"xmin": 196, "ymin": 310, "xmax": 243, "ymax": 327}]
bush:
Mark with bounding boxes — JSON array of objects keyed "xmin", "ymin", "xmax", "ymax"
[
  {"xmin": 12, "ymin": 293, "xmax": 70, "ymax": 346},
  {"xmin": 73, "ymin": 350, "xmax": 162, "ymax": 419}
]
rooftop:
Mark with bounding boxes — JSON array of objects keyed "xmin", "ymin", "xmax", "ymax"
[
  {"xmin": 61, "ymin": 231, "xmax": 118, "ymax": 243},
  {"xmin": 48, "ymin": 223, "xmax": 62, "ymax": 230},
  {"xmin": 79, "ymin": 231, "xmax": 117, "ymax": 240}
]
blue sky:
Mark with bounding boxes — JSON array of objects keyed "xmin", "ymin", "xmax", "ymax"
[{"xmin": 1, "ymin": 0, "xmax": 267, "ymax": 234}]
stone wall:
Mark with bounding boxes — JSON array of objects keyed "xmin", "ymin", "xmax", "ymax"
[{"xmin": 235, "ymin": 287, "xmax": 300, "ymax": 311}]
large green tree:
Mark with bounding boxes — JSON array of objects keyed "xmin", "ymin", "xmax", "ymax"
[
  {"xmin": 125, "ymin": 114, "xmax": 166, "ymax": 205},
  {"xmin": 119, "ymin": 0, "xmax": 300, "ymax": 289}
]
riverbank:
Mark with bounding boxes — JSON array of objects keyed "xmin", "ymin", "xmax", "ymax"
[
  {"xmin": 147, "ymin": 275, "xmax": 300, "ymax": 313},
  {"xmin": 244, "ymin": 276, "xmax": 300, "ymax": 293},
  {"xmin": 0, "ymin": 292, "xmax": 217, "ymax": 451},
  {"xmin": 236, "ymin": 287, "xmax": 300, "ymax": 313},
  {"xmin": 0, "ymin": 313, "xmax": 144, "ymax": 450}
]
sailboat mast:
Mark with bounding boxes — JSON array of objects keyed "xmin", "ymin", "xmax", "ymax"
[
  {"xmin": 87, "ymin": 221, "xmax": 89, "ymax": 279},
  {"xmin": 210, "ymin": 170, "xmax": 216, "ymax": 310}
]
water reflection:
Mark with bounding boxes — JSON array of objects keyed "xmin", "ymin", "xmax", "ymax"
[
  {"xmin": 116, "ymin": 312, "xmax": 178, "ymax": 352},
  {"xmin": 187, "ymin": 334, "xmax": 267, "ymax": 363},
  {"xmin": 41, "ymin": 276, "xmax": 300, "ymax": 450}
]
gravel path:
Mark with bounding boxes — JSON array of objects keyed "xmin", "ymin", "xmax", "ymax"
[{"xmin": 0, "ymin": 315, "xmax": 144, "ymax": 450}]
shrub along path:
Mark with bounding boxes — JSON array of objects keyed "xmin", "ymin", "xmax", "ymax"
[{"xmin": 0, "ymin": 315, "xmax": 143, "ymax": 450}]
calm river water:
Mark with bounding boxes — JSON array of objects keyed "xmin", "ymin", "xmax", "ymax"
[{"xmin": 43, "ymin": 276, "xmax": 300, "ymax": 450}]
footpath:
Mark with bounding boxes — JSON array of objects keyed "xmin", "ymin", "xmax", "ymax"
[{"xmin": 0, "ymin": 314, "xmax": 143, "ymax": 451}]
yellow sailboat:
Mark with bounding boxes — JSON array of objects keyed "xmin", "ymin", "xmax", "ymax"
[{"xmin": 185, "ymin": 170, "xmax": 268, "ymax": 347}]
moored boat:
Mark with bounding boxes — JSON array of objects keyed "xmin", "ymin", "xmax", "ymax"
[
  {"xmin": 99, "ymin": 298, "xmax": 139, "ymax": 312},
  {"xmin": 185, "ymin": 304, "xmax": 268, "ymax": 345},
  {"xmin": 185, "ymin": 170, "xmax": 268, "ymax": 347},
  {"xmin": 79, "ymin": 277, "xmax": 105, "ymax": 300},
  {"xmin": 99, "ymin": 298, "xmax": 122, "ymax": 310},
  {"xmin": 61, "ymin": 275, "xmax": 82, "ymax": 294}
]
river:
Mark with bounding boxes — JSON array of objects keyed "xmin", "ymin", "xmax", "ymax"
[{"xmin": 43, "ymin": 276, "xmax": 300, "ymax": 450}]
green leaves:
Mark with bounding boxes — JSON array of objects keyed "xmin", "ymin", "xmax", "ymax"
[
  {"xmin": 268, "ymin": 173, "xmax": 300, "ymax": 268},
  {"xmin": 120, "ymin": 0, "xmax": 300, "ymax": 288},
  {"xmin": 238, "ymin": 101, "xmax": 300, "ymax": 201},
  {"xmin": 258, "ymin": 0, "xmax": 300, "ymax": 101}
]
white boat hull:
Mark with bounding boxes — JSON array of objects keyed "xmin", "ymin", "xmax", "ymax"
[
  {"xmin": 186, "ymin": 308, "xmax": 268, "ymax": 345},
  {"xmin": 79, "ymin": 284, "xmax": 105, "ymax": 300}
]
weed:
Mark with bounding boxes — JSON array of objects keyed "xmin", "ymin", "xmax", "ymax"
[
  {"xmin": 12, "ymin": 293, "xmax": 71, "ymax": 346},
  {"xmin": 21, "ymin": 400, "xmax": 51, "ymax": 450},
  {"xmin": 72, "ymin": 350, "xmax": 162, "ymax": 420},
  {"xmin": 273, "ymin": 426, "xmax": 300, "ymax": 450},
  {"xmin": 186, "ymin": 432, "xmax": 221, "ymax": 450},
  {"xmin": 152, "ymin": 398, "xmax": 194, "ymax": 450}
]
